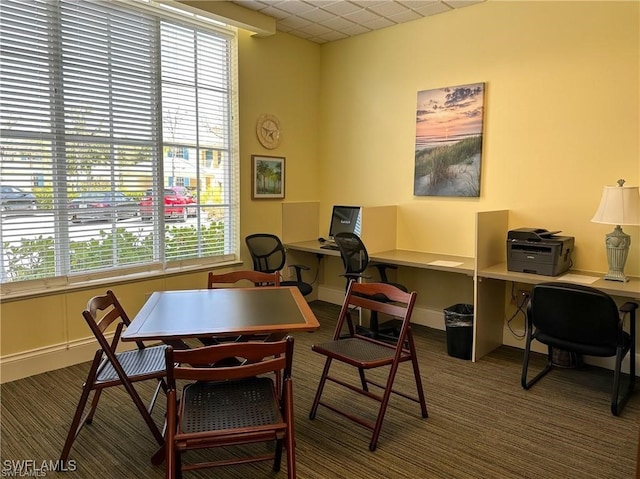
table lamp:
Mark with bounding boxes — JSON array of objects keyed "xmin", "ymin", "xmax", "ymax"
[{"xmin": 590, "ymin": 179, "xmax": 640, "ymax": 282}]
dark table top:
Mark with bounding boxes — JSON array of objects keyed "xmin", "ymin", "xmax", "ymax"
[{"xmin": 122, "ymin": 286, "xmax": 320, "ymax": 342}]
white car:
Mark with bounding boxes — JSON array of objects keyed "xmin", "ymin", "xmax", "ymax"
[{"xmin": 0, "ymin": 186, "xmax": 37, "ymax": 212}]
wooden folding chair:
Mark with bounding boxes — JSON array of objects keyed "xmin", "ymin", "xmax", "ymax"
[
  {"xmin": 308, "ymin": 280, "xmax": 428, "ymax": 451},
  {"xmin": 207, "ymin": 270, "xmax": 280, "ymax": 289},
  {"xmin": 164, "ymin": 337, "xmax": 296, "ymax": 479},
  {"xmin": 59, "ymin": 290, "xmax": 167, "ymax": 467}
]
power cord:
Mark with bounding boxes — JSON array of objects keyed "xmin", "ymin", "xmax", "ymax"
[
  {"xmin": 308, "ymin": 253, "xmax": 323, "ymax": 286},
  {"xmin": 506, "ymin": 282, "xmax": 529, "ymax": 339}
]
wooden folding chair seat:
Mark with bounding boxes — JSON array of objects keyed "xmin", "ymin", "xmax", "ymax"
[
  {"xmin": 309, "ymin": 281, "xmax": 428, "ymax": 451},
  {"xmin": 164, "ymin": 337, "xmax": 296, "ymax": 479},
  {"xmin": 59, "ymin": 290, "xmax": 167, "ymax": 467}
]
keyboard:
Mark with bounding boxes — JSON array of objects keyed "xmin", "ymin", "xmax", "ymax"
[{"xmin": 320, "ymin": 243, "xmax": 340, "ymax": 251}]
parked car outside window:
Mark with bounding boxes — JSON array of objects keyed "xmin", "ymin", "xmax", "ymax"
[
  {"xmin": 68, "ymin": 191, "xmax": 138, "ymax": 223},
  {"xmin": 138, "ymin": 187, "xmax": 196, "ymax": 222},
  {"xmin": 0, "ymin": 186, "xmax": 37, "ymax": 212}
]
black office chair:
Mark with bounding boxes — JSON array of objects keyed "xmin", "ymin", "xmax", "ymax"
[
  {"xmin": 245, "ymin": 233, "xmax": 313, "ymax": 297},
  {"xmin": 333, "ymin": 232, "xmax": 408, "ymax": 342},
  {"xmin": 521, "ymin": 281, "xmax": 638, "ymax": 416}
]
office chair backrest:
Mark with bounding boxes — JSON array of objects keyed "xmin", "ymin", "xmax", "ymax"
[
  {"xmin": 334, "ymin": 232, "xmax": 369, "ymax": 275},
  {"xmin": 529, "ymin": 282, "xmax": 621, "ymax": 347},
  {"xmin": 245, "ymin": 234, "xmax": 286, "ymax": 273}
]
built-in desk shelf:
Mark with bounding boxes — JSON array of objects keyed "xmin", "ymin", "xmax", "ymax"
[
  {"xmin": 284, "ymin": 240, "xmax": 341, "ymax": 257},
  {"xmin": 479, "ymin": 262, "xmax": 640, "ymax": 299},
  {"xmin": 371, "ymin": 250, "xmax": 474, "ymax": 276}
]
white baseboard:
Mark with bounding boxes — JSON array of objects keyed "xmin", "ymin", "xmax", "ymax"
[{"xmin": 0, "ymin": 334, "xmax": 131, "ymax": 384}]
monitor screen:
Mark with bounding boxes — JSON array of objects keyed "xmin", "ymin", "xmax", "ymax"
[{"xmin": 328, "ymin": 205, "xmax": 361, "ymax": 239}]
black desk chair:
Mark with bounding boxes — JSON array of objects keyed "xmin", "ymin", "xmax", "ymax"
[
  {"xmin": 521, "ymin": 281, "xmax": 638, "ymax": 416},
  {"xmin": 333, "ymin": 232, "xmax": 408, "ymax": 342},
  {"xmin": 245, "ymin": 233, "xmax": 313, "ymax": 297}
]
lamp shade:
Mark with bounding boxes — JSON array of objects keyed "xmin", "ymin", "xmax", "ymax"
[{"xmin": 591, "ymin": 184, "xmax": 640, "ymax": 226}]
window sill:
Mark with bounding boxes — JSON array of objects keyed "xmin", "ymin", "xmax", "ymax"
[{"xmin": 0, "ymin": 259, "xmax": 243, "ymax": 303}]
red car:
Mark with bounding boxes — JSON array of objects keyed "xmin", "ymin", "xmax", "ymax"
[{"xmin": 139, "ymin": 187, "xmax": 196, "ymax": 222}]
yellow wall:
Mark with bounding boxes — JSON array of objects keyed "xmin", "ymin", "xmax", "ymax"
[
  {"xmin": 318, "ymin": 0, "xmax": 639, "ymax": 275},
  {"xmin": 238, "ymin": 30, "xmax": 321, "ymax": 240},
  {"xmin": 1, "ymin": 0, "xmax": 639, "ymax": 379}
]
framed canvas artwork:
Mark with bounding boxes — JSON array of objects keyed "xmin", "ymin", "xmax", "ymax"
[
  {"xmin": 252, "ymin": 155, "xmax": 285, "ymax": 199},
  {"xmin": 414, "ymin": 82, "xmax": 485, "ymax": 197}
]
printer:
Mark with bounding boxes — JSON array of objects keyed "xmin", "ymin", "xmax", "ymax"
[{"xmin": 507, "ymin": 228, "xmax": 574, "ymax": 276}]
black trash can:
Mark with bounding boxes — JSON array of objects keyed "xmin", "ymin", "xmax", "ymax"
[{"xmin": 444, "ymin": 304, "xmax": 474, "ymax": 360}]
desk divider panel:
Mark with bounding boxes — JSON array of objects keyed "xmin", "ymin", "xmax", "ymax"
[
  {"xmin": 282, "ymin": 202, "xmax": 319, "ymax": 243},
  {"xmin": 360, "ymin": 205, "xmax": 397, "ymax": 253},
  {"xmin": 475, "ymin": 210, "xmax": 509, "ymax": 270},
  {"xmin": 474, "ymin": 210, "xmax": 510, "ymax": 361}
]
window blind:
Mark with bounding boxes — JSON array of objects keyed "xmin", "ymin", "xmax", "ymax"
[{"xmin": 0, "ymin": 0, "xmax": 239, "ymax": 291}]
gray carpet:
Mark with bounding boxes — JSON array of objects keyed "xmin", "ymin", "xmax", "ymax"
[{"xmin": 1, "ymin": 301, "xmax": 638, "ymax": 478}]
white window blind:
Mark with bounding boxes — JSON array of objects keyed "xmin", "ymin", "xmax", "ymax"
[{"xmin": 0, "ymin": 0, "xmax": 239, "ymax": 291}]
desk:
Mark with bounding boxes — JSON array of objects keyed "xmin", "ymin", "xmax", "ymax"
[
  {"xmin": 370, "ymin": 249, "xmax": 474, "ymax": 276},
  {"xmin": 285, "ymin": 240, "xmax": 341, "ymax": 257},
  {"xmin": 285, "ymin": 240, "xmax": 474, "ymax": 275},
  {"xmin": 122, "ymin": 287, "xmax": 320, "ymax": 342},
  {"xmin": 285, "ymin": 240, "xmax": 475, "ymax": 335}
]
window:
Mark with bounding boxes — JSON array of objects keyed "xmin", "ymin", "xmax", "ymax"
[{"xmin": 0, "ymin": 0, "xmax": 239, "ymax": 292}]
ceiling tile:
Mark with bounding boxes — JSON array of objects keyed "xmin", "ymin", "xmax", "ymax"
[
  {"xmin": 300, "ymin": 23, "xmax": 334, "ymax": 36},
  {"xmin": 388, "ymin": 9, "xmax": 423, "ymax": 23},
  {"xmin": 317, "ymin": 30, "xmax": 349, "ymax": 42},
  {"xmin": 260, "ymin": 5, "xmax": 291, "ymax": 20},
  {"xmin": 320, "ymin": 15, "xmax": 358, "ymax": 30},
  {"xmin": 340, "ymin": 23, "xmax": 372, "ymax": 36},
  {"xmin": 368, "ymin": 2, "xmax": 412, "ymax": 17},
  {"xmin": 321, "ymin": 1, "xmax": 363, "ymax": 16},
  {"xmin": 297, "ymin": 7, "xmax": 336, "ymax": 23},
  {"xmin": 411, "ymin": 2, "xmax": 453, "ymax": 16},
  {"xmin": 272, "ymin": 1, "xmax": 316, "ymax": 15},
  {"xmin": 363, "ymin": 16, "xmax": 396, "ymax": 30},
  {"xmin": 343, "ymin": 9, "xmax": 380, "ymax": 25},
  {"xmin": 399, "ymin": 0, "xmax": 440, "ymax": 8},
  {"xmin": 278, "ymin": 15, "xmax": 314, "ymax": 29}
]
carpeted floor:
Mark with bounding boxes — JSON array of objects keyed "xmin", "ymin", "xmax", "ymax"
[{"xmin": 1, "ymin": 300, "xmax": 638, "ymax": 478}]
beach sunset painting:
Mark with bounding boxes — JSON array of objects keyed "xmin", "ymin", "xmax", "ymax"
[{"xmin": 414, "ymin": 82, "xmax": 485, "ymax": 197}]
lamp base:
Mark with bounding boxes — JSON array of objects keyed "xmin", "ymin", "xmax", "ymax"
[
  {"xmin": 603, "ymin": 270, "xmax": 629, "ymax": 282},
  {"xmin": 603, "ymin": 225, "xmax": 630, "ymax": 282}
]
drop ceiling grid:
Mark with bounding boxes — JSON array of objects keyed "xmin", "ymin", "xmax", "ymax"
[{"xmin": 231, "ymin": 1, "xmax": 484, "ymax": 44}]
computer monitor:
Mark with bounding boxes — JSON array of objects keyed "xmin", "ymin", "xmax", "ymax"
[{"xmin": 328, "ymin": 205, "xmax": 361, "ymax": 240}]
